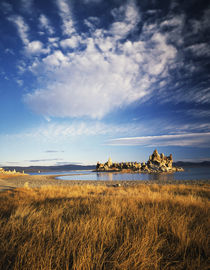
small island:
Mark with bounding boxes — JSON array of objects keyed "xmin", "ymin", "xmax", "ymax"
[{"xmin": 96, "ymin": 149, "xmax": 184, "ymax": 173}]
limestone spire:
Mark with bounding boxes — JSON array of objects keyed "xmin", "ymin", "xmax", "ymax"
[{"xmin": 108, "ymin": 157, "xmax": 113, "ymax": 167}]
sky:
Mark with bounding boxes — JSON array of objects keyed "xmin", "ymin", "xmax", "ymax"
[{"xmin": 0, "ymin": 0, "xmax": 210, "ymax": 166}]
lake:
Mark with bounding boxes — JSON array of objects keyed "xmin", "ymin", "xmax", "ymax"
[
  {"xmin": 29, "ymin": 170, "xmax": 92, "ymax": 176},
  {"xmin": 30, "ymin": 167, "xmax": 210, "ymax": 181}
]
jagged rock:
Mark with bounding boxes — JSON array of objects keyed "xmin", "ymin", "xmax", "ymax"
[
  {"xmin": 107, "ymin": 157, "xmax": 113, "ymax": 167},
  {"xmin": 159, "ymin": 166, "xmax": 164, "ymax": 172},
  {"xmin": 152, "ymin": 149, "xmax": 161, "ymax": 162},
  {"xmin": 0, "ymin": 168, "xmax": 27, "ymax": 175},
  {"xmin": 104, "ymin": 165, "xmax": 109, "ymax": 171},
  {"xmin": 95, "ymin": 150, "xmax": 183, "ymax": 173},
  {"xmin": 176, "ymin": 167, "xmax": 184, "ymax": 172}
]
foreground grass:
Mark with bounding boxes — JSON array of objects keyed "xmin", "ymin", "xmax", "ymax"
[{"xmin": 0, "ymin": 184, "xmax": 209, "ymax": 270}]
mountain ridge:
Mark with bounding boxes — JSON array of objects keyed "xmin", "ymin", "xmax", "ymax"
[
  {"xmin": 2, "ymin": 161, "xmax": 210, "ymax": 173},
  {"xmin": 2, "ymin": 164, "xmax": 96, "ymax": 173},
  {"xmin": 174, "ymin": 161, "xmax": 210, "ymax": 167}
]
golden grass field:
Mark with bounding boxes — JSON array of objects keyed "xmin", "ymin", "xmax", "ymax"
[{"xmin": 0, "ymin": 183, "xmax": 209, "ymax": 270}]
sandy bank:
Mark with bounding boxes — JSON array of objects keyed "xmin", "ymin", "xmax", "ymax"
[
  {"xmin": 0, "ymin": 174, "xmax": 70, "ymax": 191},
  {"xmin": 0, "ymin": 174, "xmax": 209, "ymax": 192},
  {"xmin": 0, "ymin": 174, "xmax": 144, "ymax": 191}
]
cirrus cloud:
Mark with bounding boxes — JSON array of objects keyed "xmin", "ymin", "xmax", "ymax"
[
  {"xmin": 109, "ymin": 133, "xmax": 210, "ymax": 148},
  {"xmin": 7, "ymin": 0, "xmax": 208, "ymax": 120},
  {"xmin": 8, "ymin": 15, "xmax": 29, "ymax": 45},
  {"xmin": 24, "ymin": 1, "xmax": 178, "ymax": 119}
]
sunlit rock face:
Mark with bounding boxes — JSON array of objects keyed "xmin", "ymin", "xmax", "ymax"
[
  {"xmin": 96, "ymin": 150, "xmax": 184, "ymax": 173},
  {"xmin": 107, "ymin": 157, "xmax": 113, "ymax": 168},
  {"xmin": 0, "ymin": 168, "xmax": 27, "ymax": 175},
  {"xmin": 147, "ymin": 150, "xmax": 174, "ymax": 172}
]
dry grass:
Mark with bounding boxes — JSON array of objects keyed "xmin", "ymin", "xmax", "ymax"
[{"xmin": 0, "ymin": 184, "xmax": 209, "ymax": 270}]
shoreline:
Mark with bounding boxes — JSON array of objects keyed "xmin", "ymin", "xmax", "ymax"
[{"xmin": 0, "ymin": 174, "xmax": 210, "ymax": 192}]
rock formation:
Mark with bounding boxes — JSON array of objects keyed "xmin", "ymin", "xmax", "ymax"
[
  {"xmin": 0, "ymin": 168, "xmax": 27, "ymax": 175},
  {"xmin": 96, "ymin": 150, "xmax": 184, "ymax": 173}
]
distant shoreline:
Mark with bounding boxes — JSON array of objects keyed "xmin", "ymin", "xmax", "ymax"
[{"xmin": 2, "ymin": 161, "xmax": 210, "ymax": 174}]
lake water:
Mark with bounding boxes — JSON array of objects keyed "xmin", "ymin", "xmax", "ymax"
[
  {"xmin": 50, "ymin": 167, "xmax": 210, "ymax": 181},
  {"xmin": 29, "ymin": 170, "xmax": 92, "ymax": 176}
]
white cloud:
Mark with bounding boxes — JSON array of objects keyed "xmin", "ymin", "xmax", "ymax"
[
  {"xmin": 171, "ymin": 86, "xmax": 210, "ymax": 105},
  {"xmin": 17, "ymin": 60, "xmax": 27, "ymax": 73},
  {"xmin": 165, "ymin": 122, "xmax": 210, "ymax": 134},
  {"xmin": 161, "ymin": 15, "xmax": 183, "ymax": 28},
  {"xmin": 39, "ymin": 14, "xmax": 54, "ymax": 35},
  {"xmin": 185, "ymin": 109, "xmax": 210, "ymax": 118},
  {"xmin": 186, "ymin": 43, "xmax": 210, "ymax": 57},
  {"xmin": 146, "ymin": 9, "xmax": 160, "ymax": 15},
  {"xmin": 16, "ymin": 79, "xmax": 23, "ymax": 86},
  {"xmin": 25, "ymin": 40, "xmax": 49, "ymax": 55},
  {"xmin": 160, "ymin": 14, "xmax": 185, "ymax": 46},
  {"xmin": 4, "ymin": 121, "xmax": 141, "ymax": 142},
  {"xmin": 8, "ymin": 15, "xmax": 51, "ymax": 56},
  {"xmin": 28, "ymin": 158, "xmax": 63, "ymax": 163},
  {"xmin": 48, "ymin": 37, "xmax": 60, "ymax": 48},
  {"xmin": 25, "ymin": 44, "xmax": 147, "ymax": 118},
  {"xmin": 109, "ymin": 133, "xmax": 210, "ymax": 147},
  {"xmin": 24, "ymin": 1, "xmax": 180, "ymax": 119},
  {"xmin": 42, "ymin": 50, "xmax": 68, "ymax": 67},
  {"xmin": 60, "ymin": 36, "xmax": 80, "ymax": 49},
  {"xmin": 56, "ymin": 0, "xmax": 75, "ymax": 36},
  {"xmin": 48, "ymin": 37, "xmax": 59, "ymax": 43},
  {"xmin": 110, "ymin": 1, "xmax": 140, "ymax": 38},
  {"xmin": 84, "ymin": 17, "xmax": 100, "ymax": 30},
  {"xmin": 8, "ymin": 15, "xmax": 29, "ymax": 45},
  {"xmin": 146, "ymin": 32, "xmax": 177, "ymax": 75}
]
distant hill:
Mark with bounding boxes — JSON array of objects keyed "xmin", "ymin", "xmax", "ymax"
[
  {"xmin": 2, "ymin": 164, "xmax": 96, "ymax": 173},
  {"xmin": 174, "ymin": 161, "xmax": 210, "ymax": 167},
  {"xmin": 3, "ymin": 161, "xmax": 210, "ymax": 173}
]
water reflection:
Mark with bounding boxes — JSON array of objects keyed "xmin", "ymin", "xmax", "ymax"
[
  {"xmin": 55, "ymin": 167, "xmax": 210, "ymax": 181},
  {"xmin": 95, "ymin": 172, "xmax": 176, "ymax": 181},
  {"xmin": 96, "ymin": 172, "xmax": 113, "ymax": 181},
  {"xmin": 148, "ymin": 173, "xmax": 175, "ymax": 181},
  {"xmin": 57, "ymin": 172, "xmax": 177, "ymax": 181}
]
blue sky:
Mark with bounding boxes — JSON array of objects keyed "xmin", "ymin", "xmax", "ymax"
[{"xmin": 0, "ymin": 0, "xmax": 210, "ymax": 166}]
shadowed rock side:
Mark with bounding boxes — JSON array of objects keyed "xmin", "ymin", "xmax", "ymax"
[{"xmin": 96, "ymin": 150, "xmax": 184, "ymax": 173}]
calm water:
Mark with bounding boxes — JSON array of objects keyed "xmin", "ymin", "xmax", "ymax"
[
  {"xmin": 53, "ymin": 167, "xmax": 210, "ymax": 181},
  {"xmin": 29, "ymin": 170, "xmax": 92, "ymax": 176}
]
